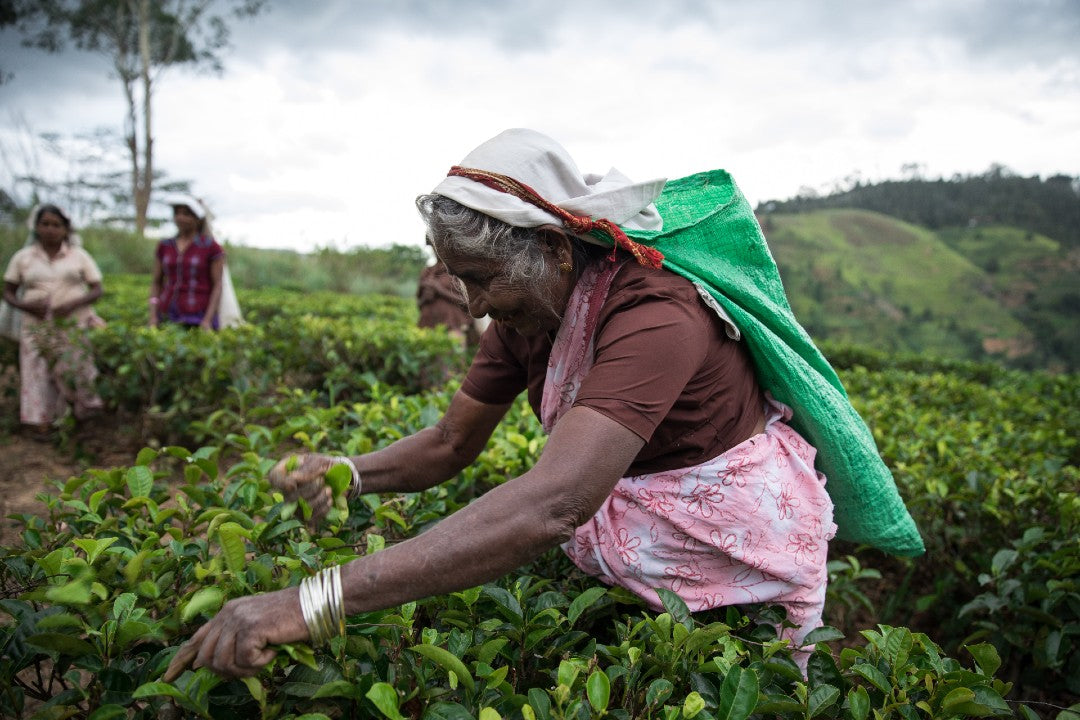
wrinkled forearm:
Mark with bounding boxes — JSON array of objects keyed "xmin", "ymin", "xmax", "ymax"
[
  {"xmin": 354, "ymin": 390, "xmax": 509, "ymax": 495},
  {"xmin": 357, "ymin": 424, "xmax": 481, "ymax": 494},
  {"xmin": 341, "ymin": 466, "xmax": 577, "ymax": 614},
  {"xmin": 340, "ymin": 405, "xmax": 643, "ymax": 616}
]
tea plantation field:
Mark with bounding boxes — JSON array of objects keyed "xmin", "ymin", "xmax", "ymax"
[{"xmin": 1, "ymin": 275, "xmax": 1076, "ymax": 719}]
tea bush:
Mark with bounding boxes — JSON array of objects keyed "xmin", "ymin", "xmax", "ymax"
[
  {"xmin": 1, "ymin": 279, "xmax": 1078, "ymax": 718},
  {"xmin": 0, "ymin": 404, "xmax": 1025, "ymax": 719},
  {"xmin": 841, "ymin": 365, "xmax": 1080, "ymax": 698}
]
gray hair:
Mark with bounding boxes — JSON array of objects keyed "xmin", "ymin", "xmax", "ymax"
[{"xmin": 415, "ymin": 194, "xmax": 557, "ymax": 300}]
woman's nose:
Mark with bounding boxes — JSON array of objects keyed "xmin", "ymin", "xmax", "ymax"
[{"xmin": 467, "ymin": 290, "xmax": 490, "ymax": 319}]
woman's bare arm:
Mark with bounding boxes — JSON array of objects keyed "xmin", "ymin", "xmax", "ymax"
[
  {"xmin": 149, "ymin": 257, "xmax": 163, "ymax": 326},
  {"xmin": 341, "ymin": 405, "xmax": 643, "ymax": 611},
  {"xmin": 267, "ymin": 390, "xmax": 511, "ymax": 518},
  {"xmin": 51, "ymin": 281, "xmax": 103, "ymax": 318},
  {"xmin": 201, "ymin": 256, "xmax": 225, "ymax": 329},
  {"xmin": 165, "ymin": 405, "xmax": 643, "ymax": 679}
]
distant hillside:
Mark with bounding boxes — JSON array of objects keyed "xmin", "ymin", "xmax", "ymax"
[
  {"xmin": 761, "ymin": 209, "xmax": 1078, "ymax": 371},
  {"xmin": 759, "ymin": 168, "xmax": 1080, "ymax": 249}
]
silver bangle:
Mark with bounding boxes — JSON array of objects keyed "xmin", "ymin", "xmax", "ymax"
[
  {"xmin": 330, "ymin": 455, "xmax": 362, "ymax": 500},
  {"xmin": 298, "ymin": 565, "xmax": 345, "ymax": 646}
]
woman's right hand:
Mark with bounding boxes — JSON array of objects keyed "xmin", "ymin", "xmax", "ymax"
[
  {"xmin": 268, "ymin": 453, "xmax": 338, "ymax": 523},
  {"xmin": 22, "ymin": 298, "xmax": 50, "ymax": 319}
]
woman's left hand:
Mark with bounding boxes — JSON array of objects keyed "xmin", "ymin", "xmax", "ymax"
[{"xmin": 163, "ymin": 588, "xmax": 308, "ymax": 680}]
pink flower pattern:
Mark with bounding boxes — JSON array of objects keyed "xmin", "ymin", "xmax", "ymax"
[
  {"xmin": 774, "ymin": 483, "xmax": 801, "ymax": 520},
  {"xmin": 613, "ymin": 528, "xmax": 642, "ymax": 566},
  {"xmin": 634, "ymin": 488, "xmax": 676, "ymax": 516},
  {"xmin": 683, "ymin": 482, "xmax": 725, "ymax": 518},
  {"xmin": 717, "ymin": 454, "xmax": 754, "ymax": 487}
]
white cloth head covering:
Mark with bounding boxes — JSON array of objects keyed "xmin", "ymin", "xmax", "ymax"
[
  {"xmin": 164, "ymin": 193, "xmax": 210, "ymax": 220},
  {"xmin": 27, "ymin": 203, "xmax": 83, "ymax": 246},
  {"xmin": 431, "ymin": 129, "xmax": 666, "ymax": 237}
]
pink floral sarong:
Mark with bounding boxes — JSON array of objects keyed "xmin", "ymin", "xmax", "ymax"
[{"xmin": 545, "ymin": 261, "xmax": 837, "ymax": 657}]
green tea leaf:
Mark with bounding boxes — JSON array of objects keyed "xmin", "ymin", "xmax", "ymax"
[
  {"xmin": 46, "ymin": 580, "xmax": 93, "ymax": 605},
  {"xmin": 475, "ymin": 638, "xmax": 509, "ymax": 665},
  {"xmin": 808, "ymin": 685, "xmax": 840, "ymax": 718},
  {"xmin": 716, "ymin": 666, "xmax": 758, "ymax": 720},
  {"xmin": 683, "ymin": 691, "xmax": 706, "ymax": 718},
  {"xmin": 567, "ymin": 587, "xmax": 606, "ymax": 626},
  {"xmin": 132, "ymin": 686, "xmax": 187, "ymax": 699},
  {"xmin": 483, "ymin": 586, "xmax": 523, "ymax": 622},
  {"xmin": 89, "ymin": 704, "xmax": 129, "ymax": 720},
  {"xmin": 410, "ymin": 643, "xmax": 476, "ymax": 692},
  {"xmin": 655, "ymin": 588, "xmax": 693, "ymax": 631},
  {"xmin": 527, "ymin": 688, "xmax": 552, "ymax": 720},
  {"xmin": 366, "ymin": 681, "xmax": 406, "ymax": 720},
  {"xmin": 646, "ymin": 678, "xmax": 673, "ymax": 707},
  {"xmin": 279, "ymin": 642, "xmax": 319, "ymax": 670},
  {"xmin": 36, "ymin": 612, "xmax": 83, "ymax": 630},
  {"xmin": 112, "ymin": 592, "xmax": 137, "ymax": 621},
  {"xmin": 586, "ymin": 669, "xmax": 610, "ymax": 712},
  {"xmin": 182, "ymin": 587, "xmax": 225, "ymax": 623},
  {"xmin": 851, "ymin": 663, "xmax": 891, "ymax": 695},
  {"xmin": 135, "ymin": 447, "xmax": 159, "ymax": 466},
  {"xmin": 26, "ymin": 632, "xmax": 96, "ymax": 657},
  {"xmin": 312, "ymin": 680, "xmax": 363, "ymax": 699},
  {"xmin": 803, "ymin": 626, "xmax": 845, "ymax": 645},
  {"xmin": 217, "ymin": 522, "xmax": 248, "ymax": 578},
  {"xmin": 74, "ymin": 537, "xmax": 118, "ymax": 565},
  {"xmin": 241, "ymin": 676, "xmax": 264, "ymax": 705},
  {"xmin": 965, "ymin": 642, "xmax": 1002, "ymax": 677},
  {"xmin": 325, "ymin": 462, "xmax": 352, "ymax": 496},
  {"xmin": 847, "ymin": 685, "xmax": 870, "ymax": 720},
  {"xmin": 126, "ymin": 465, "xmax": 154, "ymax": 498},
  {"xmin": 940, "ymin": 687, "xmax": 976, "ymax": 714}
]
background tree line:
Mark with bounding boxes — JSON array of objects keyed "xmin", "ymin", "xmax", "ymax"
[{"xmin": 759, "ymin": 166, "xmax": 1080, "ymax": 249}]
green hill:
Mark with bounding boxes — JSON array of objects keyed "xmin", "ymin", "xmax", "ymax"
[
  {"xmin": 4, "ymin": 207, "xmax": 1076, "ymax": 370},
  {"xmin": 761, "ymin": 209, "xmax": 1077, "ymax": 369}
]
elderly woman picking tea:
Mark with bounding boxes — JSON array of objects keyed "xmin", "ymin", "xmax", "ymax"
[{"xmin": 165, "ymin": 129, "xmax": 922, "ymax": 681}]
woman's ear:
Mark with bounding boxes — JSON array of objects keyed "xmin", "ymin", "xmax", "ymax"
[{"xmin": 537, "ymin": 227, "xmax": 573, "ymax": 265}]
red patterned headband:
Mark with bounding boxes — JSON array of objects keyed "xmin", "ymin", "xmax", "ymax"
[{"xmin": 447, "ymin": 165, "xmax": 664, "ymax": 269}]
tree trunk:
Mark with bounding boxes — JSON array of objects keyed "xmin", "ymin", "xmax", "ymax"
[
  {"xmin": 134, "ymin": 0, "xmax": 153, "ymax": 238},
  {"xmin": 122, "ymin": 71, "xmax": 140, "ymax": 234}
]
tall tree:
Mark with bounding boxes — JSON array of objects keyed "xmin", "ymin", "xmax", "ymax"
[{"xmin": 14, "ymin": 0, "xmax": 266, "ymax": 236}]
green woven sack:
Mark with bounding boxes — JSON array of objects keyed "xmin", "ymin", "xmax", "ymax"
[{"xmin": 623, "ymin": 170, "xmax": 925, "ymax": 556}]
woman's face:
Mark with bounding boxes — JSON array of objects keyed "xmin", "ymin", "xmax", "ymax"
[
  {"xmin": 35, "ymin": 211, "xmax": 69, "ymax": 246},
  {"xmin": 172, "ymin": 205, "xmax": 200, "ymax": 234},
  {"xmin": 438, "ymin": 245, "xmax": 570, "ymax": 336}
]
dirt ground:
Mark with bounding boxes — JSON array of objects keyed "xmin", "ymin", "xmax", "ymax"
[{"xmin": 0, "ymin": 412, "xmax": 142, "ymax": 547}]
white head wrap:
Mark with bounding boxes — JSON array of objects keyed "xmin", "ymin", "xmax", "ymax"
[
  {"xmin": 163, "ymin": 193, "xmax": 210, "ymax": 220},
  {"xmin": 27, "ymin": 203, "xmax": 82, "ymax": 246},
  {"xmin": 431, "ymin": 129, "xmax": 666, "ymax": 238}
]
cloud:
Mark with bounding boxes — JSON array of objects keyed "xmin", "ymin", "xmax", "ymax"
[{"xmin": 1, "ymin": 0, "xmax": 1078, "ymax": 251}]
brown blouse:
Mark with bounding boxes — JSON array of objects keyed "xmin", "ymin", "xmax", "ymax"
[{"xmin": 461, "ymin": 260, "xmax": 765, "ymax": 475}]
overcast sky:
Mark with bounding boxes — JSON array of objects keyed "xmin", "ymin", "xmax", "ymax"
[{"xmin": 1, "ymin": 0, "xmax": 1078, "ymax": 252}]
